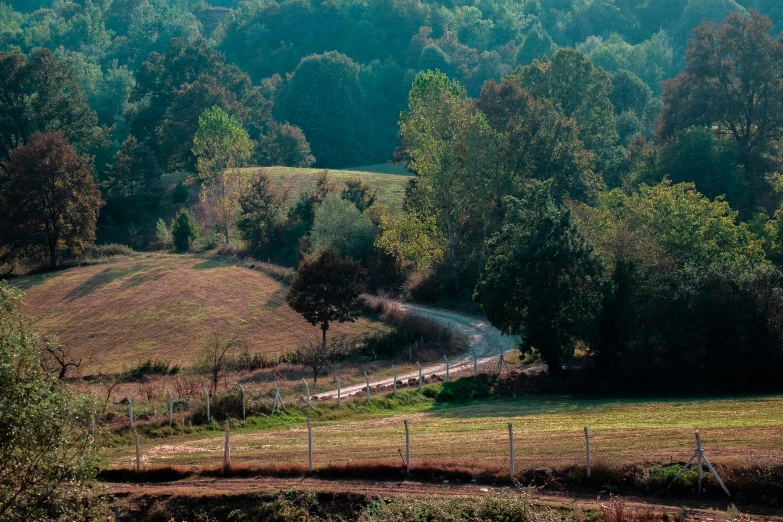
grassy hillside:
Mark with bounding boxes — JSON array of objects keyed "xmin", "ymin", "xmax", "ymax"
[
  {"xmin": 239, "ymin": 166, "xmax": 410, "ymax": 210},
  {"xmin": 14, "ymin": 254, "xmax": 389, "ymax": 373}
]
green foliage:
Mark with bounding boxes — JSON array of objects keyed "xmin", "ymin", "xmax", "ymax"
[
  {"xmin": 0, "ymin": 282, "xmax": 105, "ymax": 520},
  {"xmin": 255, "ymin": 122, "xmax": 315, "ymax": 168},
  {"xmin": 280, "ymin": 52, "xmax": 367, "ymax": 168},
  {"xmin": 475, "ymin": 181, "xmax": 608, "ymax": 378},
  {"xmin": 171, "ymin": 181, "xmax": 190, "ymax": 205},
  {"xmin": 237, "ymin": 171, "xmax": 285, "ymax": 254},
  {"xmin": 171, "ymin": 209, "xmax": 199, "ymax": 253},
  {"xmin": 310, "ymin": 194, "xmax": 376, "ymax": 262},
  {"xmin": 341, "ymin": 179, "xmax": 377, "ymax": 212}
]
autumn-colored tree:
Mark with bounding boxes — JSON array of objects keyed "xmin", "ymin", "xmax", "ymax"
[
  {"xmin": 0, "ymin": 132, "xmax": 103, "ymax": 269},
  {"xmin": 341, "ymin": 178, "xmax": 377, "ymax": 212},
  {"xmin": 192, "ymin": 106, "xmax": 254, "ymax": 243},
  {"xmin": 286, "ymin": 250, "xmax": 368, "ymax": 349},
  {"xmin": 659, "ymin": 11, "xmax": 783, "ymax": 212}
]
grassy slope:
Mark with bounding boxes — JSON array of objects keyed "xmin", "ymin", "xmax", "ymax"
[
  {"xmin": 238, "ymin": 166, "xmax": 410, "ymax": 210},
  {"xmin": 105, "ymin": 389, "xmax": 783, "ymax": 470},
  {"xmin": 14, "ymin": 254, "xmax": 389, "ymax": 373}
]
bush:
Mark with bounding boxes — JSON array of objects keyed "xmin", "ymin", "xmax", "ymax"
[
  {"xmin": 171, "ymin": 181, "xmax": 190, "ymax": 205},
  {"xmin": 171, "ymin": 210, "xmax": 199, "ymax": 252},
  {"xmin": 124, "ymin": 359, "xmax": 179, "ymax": 380},
  {"xmin": 85, "ymin": 243, "xmax": 135, "ymax": 259},
  {"xmin": 152, "ymin": 218, "xmax": 172, "ymax": 250}
]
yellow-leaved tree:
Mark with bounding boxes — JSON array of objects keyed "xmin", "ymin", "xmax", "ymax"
[{"xmin": 192, "ymin": 106, "xmax": 254, "ymax": 243}]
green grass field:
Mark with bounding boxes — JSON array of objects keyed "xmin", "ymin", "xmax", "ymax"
[{"xmin": 104, "ymin": 390, "xmax": 783, "ymax": 472}]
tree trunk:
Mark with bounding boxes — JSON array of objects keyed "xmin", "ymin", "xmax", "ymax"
[
  {"xmin": 48, "ymin": 239, "xmax": 58, "ymax": 269},
  {"xmin": 223, "ymin": 224, "xmax": 230, "ymax": 244},
  {"xmin": 546, "ymin": 347, "xmax": 563, "ymax": 381},
  {"xmin": 313, "ymin": 368, "xmax": 318, "ymax": 384},
  {"xmin": 443, "ymin": 183, "xmax": 461, "ymax": 294},
  {"xmin": 321, "ymin": 322, "xmax": 328, "ymax": 350}
]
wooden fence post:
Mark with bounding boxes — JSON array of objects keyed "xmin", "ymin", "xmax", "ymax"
[
  {"xmin": 584, "ymin": 427, "xmax": 591, "ymax": 480},
  {"xmin": 696, "ymin": 431, "xmax": 703, "ymax": 494},
  {"xmin": 167, "ymin": 390, "xmax": 174, "ymax": 427},
  {"xmin": 444, "ymin": 355, "xmax": 450, "ymax": 381},
  {"xmin": 334, "ymin": 375, "xmax": 341, "ymax": 407},
  {"xmin": 223, "ymin": 420, "xmax": 230, "ymax": 471},
  {"xmin": 508, "ymin": 423, "xmax": 515, "ymax": 482},
  {"xmin": 203, "ymin": 386, "xmax": 210, "ymax": 423},
  {"xmin": 393, "ymin": 365, "xmax": 397, "ymax": 394},
  {"xmin": 237, "ymin": 384, "xmax": 245, "ymax": 420},
  {"xmin": 126, "ymin": 396, "xmax": 134, "ymax": 430},
  {"xmin": 364, "ymin": 371, "xmax": 371, "ymax": 402},
  {"xmin": 416, "ymin": 362, "xmax": 422, "ymax": 391},
  {"xmin": 404, "ymin": 419, "xmax": 410, "ymax": 477},
  {"xmin": 306, "ymin": 417, "xmax": 313, "ymax": 473},
  {"xmin": 90, "ymin": 407, "xmax": 96, "ymax": 436},
  {"xmin": 134, "ymin": 428, "xmax": 141, "ymax": 472}
]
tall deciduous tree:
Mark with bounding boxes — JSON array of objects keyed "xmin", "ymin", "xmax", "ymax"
[
  {"xmin": 0, "ymin": 49, "xmax": 104, "ymax": 160},
  {"xmin": 474, "ymin": 181, "xmax": 607, "ymax": 379},
  {"xmin": 105, "ymin": 135, "xmax": 162, "ymax": 204},
  {"xmin": 255, "ymin": 122, "xmax": 315, "ymax": 168},
  {"xmin": 659, "ymin": 11, "xmax": 783, "ymax": 212},
  {"xmin": 399, "ymin": 70, "xmax": 496, "ymax": 292},
  {"xmin": 281, "ymin": 51, "xmax": 367, "ymax": 168},
  {"xmin": 193, "ymin": 106, "xmax": 254, "ymax": 243},
  {"xmin": 512, "ymin": 48, "xmax": 618, "ymax": 167},
  {"xmin": 0, "ymin": 132, "xmax": 103, "ymax": 269},
  {"xmin": 286, "ymin": 249, "xmax": 368, "ymax": 349}
]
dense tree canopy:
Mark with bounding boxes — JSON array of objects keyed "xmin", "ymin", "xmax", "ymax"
[{"xmin": 0, "ymin": 132, "xmax": 103, "ymax": 269}]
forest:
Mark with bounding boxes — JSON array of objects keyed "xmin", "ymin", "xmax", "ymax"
[{"xmin": 2, "ymin": 0, "xmax": 783, "ymax": 393}]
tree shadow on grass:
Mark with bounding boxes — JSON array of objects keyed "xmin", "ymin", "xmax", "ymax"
[
  {"xmin": 63, "ymin": 264, "xmax": 147, "ymax": 301},
  {"xmin": 193, "ymin": 258, "xmax": 227, "ymax": 270}
]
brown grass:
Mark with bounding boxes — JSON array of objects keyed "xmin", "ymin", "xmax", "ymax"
[{"xmin": 13, "ymin": 253, "xmax": 390, "ymax": 373}]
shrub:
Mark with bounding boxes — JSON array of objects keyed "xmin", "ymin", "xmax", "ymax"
[
  {"xmin": 171, "ymin": 210, "xmax": 199, "ymax": 252},
  {"xmin": 152, "ymin": 218, "xmax": 172, "ymax": 250},
  {"xmin": 85, "ymin": 243, "xmax": 135, "ymax": 259},
  {"xmin": 171, "ymin": 180, "xmax": 190, "ymax": 205},
  {"xmin": 124, "ymin": 359, "xmax": 179, "ymax": 381}
]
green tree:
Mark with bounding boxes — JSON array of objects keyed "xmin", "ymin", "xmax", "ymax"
[
  {"xmin": 0, "ymin": 132, "xmax": 103, "ymax": 269},
  {"xmin": 281, "ymin": 52, "xmax": 367, "ymax": 168},
  {"xmin": 0, "ymin": 282, "xmax": 104, "ymax": 521},
  {"xmin": 171, "ymin": 209, "xmax": 199, "ymax": 253},
  {"xmin": 286, "ymin": 249, "xmax": 368, "ymax": 349},
  {"xmin": 399, "ymin": 70, "xmax": 495, "ymax": 291},
  {"xmin": 105, "ymin": 135, "xmax": 163, "ymax": 204},
  {"xmin": 476, "ymin": 79, "xmax": 601, "ymax": 203},
  {"xmin": 237, "ymin": 170, "xmax": 285, "ymax": 254},
  {"xmin": 659, "ymin": 128, "xmax": 748, "ymax": 210},
  {"xmin": 474, "ymin": 181, "xmax": 607, "ymax": 379},
  {"xmin": 512, "ymin": 48, "xmax": 618, "ymax": 168},
  {"xmin": 193, "ymin": 106, "xmax": 254, "ymax": 243},
  {"xmin": 659, "ymin": 11, "xmax": 783, "ymax": 212},
  {"xmin": 310, "ymin": 194, "xmax": 376, "ymax": 262},
  {"xmin": 0, "ymin": 49, "xmax": 104, "ymax": 160},
  {"xmin": 255, "ymin": 122, "xmax": 315, "ymax": 168}
]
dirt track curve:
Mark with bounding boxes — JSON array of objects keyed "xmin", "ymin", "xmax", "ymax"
[{"xmin": 315, "ymin": 301, "xmax": 519, "ymax": 400}]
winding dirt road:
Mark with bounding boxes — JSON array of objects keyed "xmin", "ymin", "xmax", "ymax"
[{"xmin": 315, "ymin": 301, "xmax": 519, "ymax": 400}]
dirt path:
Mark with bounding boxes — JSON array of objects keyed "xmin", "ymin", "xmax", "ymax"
[
  {"xmin": 315, "ymin": 301, "xmax": 519, "ymax": 400},
  {"xmin": 107, "ymin": 476, "xmax": 783, "ymax": 521}
]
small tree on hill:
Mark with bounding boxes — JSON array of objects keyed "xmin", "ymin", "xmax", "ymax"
[
  {"xmin": 286, "ymin": 249, "xmax": 368, "ymax": 350},
  {"xmin": 171, "ymin": 209, "xmax": 199, "ymax": 253},
  {"xmin": 237, "ymin": 170, "xmax": 285, "ymax": 253},
  {"xmin": 198, "ymin": 330, "xmax": 245, "ymax": 394}
]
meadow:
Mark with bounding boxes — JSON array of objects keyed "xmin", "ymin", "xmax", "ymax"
[
  {"xmin": 103, "ymin": 389, "xmax": 783, "ymax": 475},
  {"xmin": 15, "ymin": 254, "xmax": 390, "ymax": 373}
]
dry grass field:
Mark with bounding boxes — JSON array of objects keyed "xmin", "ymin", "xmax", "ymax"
[
  {"xmin": 13, "ymin": 254, "xmax": 389, "ymax": 373},
  {"xmin": 105, "ymin": 393, "xmax": 783, "ymax": 472}
]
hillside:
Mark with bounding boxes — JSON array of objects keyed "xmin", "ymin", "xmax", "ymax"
[
  {"xmin": 244, "ymin": 166, "xmax": 410, "ymax": 210},
  {"xmin": 14, "ymin": 254, "xmax": 389, "ymax": 373}
]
